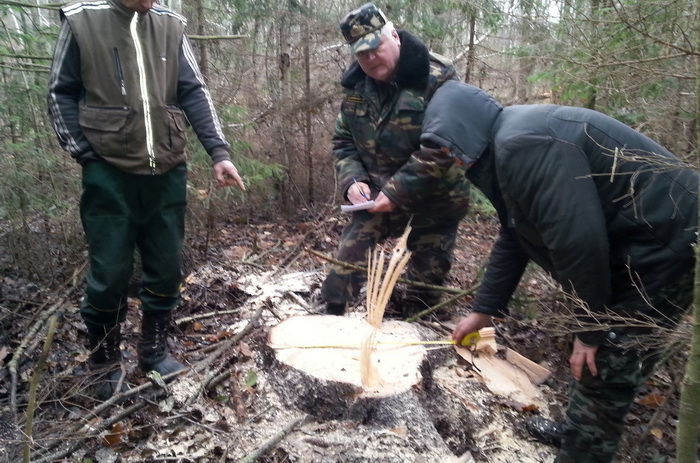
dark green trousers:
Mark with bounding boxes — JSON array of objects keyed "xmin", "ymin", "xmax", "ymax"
[
  {"xmin": 321, "ymin": 209, "xmax": 466, "ymax": 305},
  {"xmin": 556, "ymin": 270, "xmax": 694, "ymax": 463},
  {"xmin": 79, "ymin": 161, "xmax": 187, "ymax": 328}
]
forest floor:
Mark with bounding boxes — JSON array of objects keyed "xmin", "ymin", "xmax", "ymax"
[{"xmin": 0, "ymin": 209, "xmax": 692, "ymax": 463}]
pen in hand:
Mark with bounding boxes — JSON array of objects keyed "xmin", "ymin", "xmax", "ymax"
[{"xmin": 353, "ymin": 178, "xmax": 370, "ymax": 201}]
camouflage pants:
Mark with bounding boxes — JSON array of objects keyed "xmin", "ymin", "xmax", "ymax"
[
  {"xmin": 556, "ymin": 269, "xmax": 694, "ymax": 463},
  {"xmin": 321, "ymin": 209, "xmax": 466, "ymax": 306}
]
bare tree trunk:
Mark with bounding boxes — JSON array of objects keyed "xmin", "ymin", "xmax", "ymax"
[
  {"xmin": 303, "ymin": 0, "xmax": 313, "ymax": 203},
  {"xmin": 194, "ymin": 0, "xmax": 207, "ymax": 77},
  {"xmin": 464, "ymin": 14, "xmax": 476, "ymax": 84},
  {"xmin": 583, "ymin": 0, "xmax": 601, "ymax": 110},
  {"xmin": 516, "ymin": 6, "xmax": 535, "ymax": 103},
  {"xmin": 675, "ymin": 6, "xmax": 700, "ymax": 458}
]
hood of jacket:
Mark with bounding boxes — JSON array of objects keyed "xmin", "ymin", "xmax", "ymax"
[
  {"xmin": 421, "ymin": 80, "xmax": 503, "ymax": 166},
  {"xmin": 340, "ymin": 29, "xmax": 432, "ymax": 92}
]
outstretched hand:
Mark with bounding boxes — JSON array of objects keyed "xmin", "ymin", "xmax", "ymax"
[
  {"xmin": 570, "ymin": 337, "xmax": 598, "ymax": 381},
  {"xmin": 213, "ymin": 160, "xmax": 246, "ymax": 190}
]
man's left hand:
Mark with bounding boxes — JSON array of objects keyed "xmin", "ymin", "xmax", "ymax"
[
  {"xmin": 213, "ymin": 160, "xmax": 246, "ymax": 190},
  {"xmin": 570, "ymin": 337, "xmax": 598, "ymax": 381},
  {"xmin": 368, "ymin": 192, "xmax": 395, "ymax": 213}
]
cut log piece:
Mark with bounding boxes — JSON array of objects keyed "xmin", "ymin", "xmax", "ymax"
[
  {"xmin": 505, "ymin": 348, "xmax": 552, "ymax": 385},
  {"xmin": 453, "ymin": 327, "xmax": 552, "ymax": 410},
  {"xmin": 268, "ymin": 314, "xmax": 429, "ymax": 399},
  {"xmin": 474, "ymin": 327, "xmax": 497, "ymax": 355}
]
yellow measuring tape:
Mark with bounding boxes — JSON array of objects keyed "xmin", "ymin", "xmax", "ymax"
[{"xmin": 272, "ymin": 331, "xmax": 480, "ymax": 350}]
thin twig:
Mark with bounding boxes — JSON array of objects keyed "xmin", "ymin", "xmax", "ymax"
[
  {"xmin": 236, "ymin": 414, "xmax": 311, "ymax": 463},
  {"xmin": 184, "ymin": 303, "xmax": 266, "ymax": 406},
  {"xmin": 404, "ymin": 285, "xmax": 479, "ymax": 323}
]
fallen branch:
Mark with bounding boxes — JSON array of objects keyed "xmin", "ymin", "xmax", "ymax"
[
  {"xmin": 305, "ymin": 248, "xmax": 466, "ymax": 294},
  {"xmin": 185, "ymin": 303, "xmax": 266, "ymax": 406},
  {"xmin": 23, "ymin": 316, "xmax": 58, "ymax": 463},
  {"xmin": 404, "ymin": 285, "xmax": 479, "ymax": 323},
  {"xmin": 33, "ymin": 401, "xmax": 150, "ymax": 463},
  {"xmin": 32, "ymin": 368, "xmax": 188, "ymax": 459},
  {"xmin": 34, "ymin": 298, "xmax": 266, "ymax": 460},
  {"xmin": 175, "ymin": 308, "xmax": 243, "ymax": 326},
  {"xmin": 236, "ymin": 414, "xmax": 311, "ymax": 463},
  {"xmin": 9, "ymin": 299, "xmax": 66, "ymax": 419}
]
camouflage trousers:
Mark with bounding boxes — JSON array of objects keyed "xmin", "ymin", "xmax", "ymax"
[
  {"xmin": 321, "ymin": 209, "xmax": 466, "ymax": 307},
  {"xmin": 556, "ymin": 269, "xmax": 694, "ymax": 463}
]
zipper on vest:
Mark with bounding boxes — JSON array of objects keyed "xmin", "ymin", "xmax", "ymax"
[
  {"xmin": 112, "ymin": 48, "xmax": 126, "ymax": 97},
  {"xmin": 130, "ymin": 12, "xmax": 156, "ymax": 174}
]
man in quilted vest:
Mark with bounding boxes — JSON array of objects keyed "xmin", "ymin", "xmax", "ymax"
[{"xmin": 321, "ymin": 3, "xmax": 470, "ymax": 318}]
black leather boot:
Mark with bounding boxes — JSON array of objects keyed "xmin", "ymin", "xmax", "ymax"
[
  {"xmin": 86, "ymin": 324, "xmax": 127, "ymax": 400},
  {"xmin": 325, "ymin": 302, "xmax": 346, "ymax": 315},
  {"xmin": 401, "ymin": 289, "xmax": 441, "ymax": 318},
  {"xmin": 524, "ymin": 417, "xmax": 563, "ymax": 447},
  {"xmin": 138, "ymin": 311, "xmax": 186, "ymax": 375}
]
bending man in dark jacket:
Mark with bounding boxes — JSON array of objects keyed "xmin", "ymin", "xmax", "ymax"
[
  {"xmin": 321, "ymin": 3, "xmax": 470, "ymax": 317},
  {"xmin": 47, "ymin": 0, "xmax": 245, "ymax": 399},
  {"xmin": 423, "ymin": 81, "xmax": 697, "ymax": 463}
]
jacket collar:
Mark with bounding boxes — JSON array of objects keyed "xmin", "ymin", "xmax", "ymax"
[
  {"xmin": 108, "ymin": 0, "xmax": 145, "ymax": 18},
  {"xmin": 340, "ymin": 30, "xmax": 430, "ymax": 92}
]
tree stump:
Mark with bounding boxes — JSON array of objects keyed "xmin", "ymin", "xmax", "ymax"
[{"xmin": 264, "ymin": 314, "xmax": 443, "ymax": 420}]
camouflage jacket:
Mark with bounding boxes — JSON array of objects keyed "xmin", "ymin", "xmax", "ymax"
[{"xmin": 333, "ymin": 30, "xmax": 468, "ymax": 217}]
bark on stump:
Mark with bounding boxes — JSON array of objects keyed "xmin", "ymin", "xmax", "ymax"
[{"xmin": 263, "ymin": 315, "xmax": 456, "ymax": 436}]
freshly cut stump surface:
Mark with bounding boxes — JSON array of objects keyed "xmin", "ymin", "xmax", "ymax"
[{"xmin": 268, "ymin": 314, "xmax": 428, "ymax": 398}]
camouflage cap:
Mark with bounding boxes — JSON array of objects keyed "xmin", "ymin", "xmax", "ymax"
[{"xmin": 340, "ymin": 3, "xmax": 388, "ymax": 55}]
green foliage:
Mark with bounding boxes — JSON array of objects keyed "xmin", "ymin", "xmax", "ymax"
[
  {"xmin": 0, "ymin": 142, "xmax": 84, "ymax": 279},
  {"xmin": 468, "ymin": 187, "xmax": 496, "ymax": 219},
  {"xmin": 540, "ymin": 0, "xmax": 697, "ymax": 154},
  {"xmin": 244, "ymin": 369, "xmax": 258, "ymax": 388},
  {"xmin": 185, "ymin": 136, "xmax": 286, "ymax": 228},
  {"xmin": 379, "ymin": 0, "xmax": 503, "ymax": 55},
  {"xmin": 509, "ymin": 264, "xmax": 542, "ymax": 321}
]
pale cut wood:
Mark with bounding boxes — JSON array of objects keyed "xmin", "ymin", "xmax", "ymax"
[
  {"xmin": 474, "ymin": 327, "xmax": 497, "ymax": 355},
  {"xmin": 360, "ymin": 329, "xmax": 383, "ymax": 388},
  {"xmin": 366, "ymin": 224, "xmax": 412, "ymax": 328},
  {"xmin": 269, "ymin": 314, "xmax": 428, "ymax": 397},
  {"xmin": 505, "ymin": 348, "xmax": 552, "ymax": 385},
  {"xmin": 454, "ymin": 345, "xmax": 546, "ymax": 410}
]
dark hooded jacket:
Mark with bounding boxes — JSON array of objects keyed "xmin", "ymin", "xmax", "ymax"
[
  {"xmin": 422, "ymin": 81, "xmax": 698, "ymax": 345},
  {"xmin": 332, "ymin": 30, "xmax": 469, "ymax": 217}
]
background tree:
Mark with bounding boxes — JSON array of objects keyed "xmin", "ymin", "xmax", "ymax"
[{"xmin": 675, "ymin": 0, "xmax": 700, "ymax": 458}]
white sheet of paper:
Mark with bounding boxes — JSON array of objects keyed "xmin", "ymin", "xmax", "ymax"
[{"xmin": 340, "ymin": 200, "xmax": 375, "ymax": 213}]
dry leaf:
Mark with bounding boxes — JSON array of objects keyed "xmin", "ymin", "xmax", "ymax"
[
  {"xmin": 238, "ymin": 341, "xmax": 253, "ymax": 358},
  {"xmin": 388, "ymin": 427, "xmax": 408, "ymax": 438},
  {"xmin": 650, "ymin": 428, "xmax": 664, "ymax": 440},
  {"xmin": 638, "ymin": 393, "xmax": 664, "ymax": 407},
  {"xmin": 102, "ymin": 422, "xmax": 126, "ymax": 447}
]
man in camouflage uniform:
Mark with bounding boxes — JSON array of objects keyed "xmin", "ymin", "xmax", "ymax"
[{"xmin": 321, "ymin": 3, "xmax": 470, "ymax": 316}]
